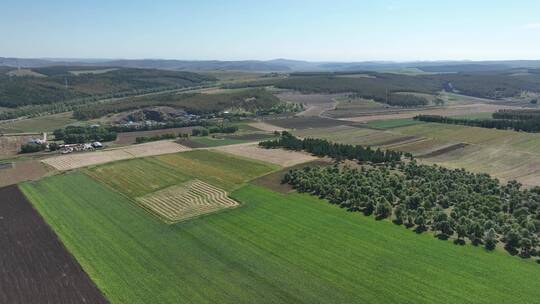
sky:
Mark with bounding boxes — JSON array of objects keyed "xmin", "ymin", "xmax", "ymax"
[{"xmin": 1, "ymin": 0, "xmax": 540, "ymax": 61}]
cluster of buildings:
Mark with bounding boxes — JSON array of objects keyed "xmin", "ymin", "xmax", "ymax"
[{"xmin": 59, "ymin": 142, "xmax": 103, "ymax": 154}]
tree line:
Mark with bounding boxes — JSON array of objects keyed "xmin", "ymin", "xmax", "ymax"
[
  {"xmin": 493, "ymin": 109, "xmax": 540, "ymax": 120},
  {"xmin": 53, "ymin": 126, "xmax": 117, "ymax": 144},
  {"xmin": 283, "ymin": 162, "xmax": 539, "ymax": 261},
  {"xmin": 259, "ymin": 132, "xmax": 403, "ymax": 163},
  {"xmin": 414, "ymin": 114, "xmax": 540, "ymax": 133}
]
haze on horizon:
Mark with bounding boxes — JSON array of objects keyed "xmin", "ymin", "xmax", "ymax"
[{"xmin": 2, "ymin": 0, "xmax": 540, "ymax": 62}]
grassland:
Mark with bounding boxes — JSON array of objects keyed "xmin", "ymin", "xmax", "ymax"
[
  {"xmin": 0, "ymin": 113, "xmax": 76, "ymax": 134},
  {"xmin": 21, "ymin": 174, "xmax": 540, "ymax": 304}
]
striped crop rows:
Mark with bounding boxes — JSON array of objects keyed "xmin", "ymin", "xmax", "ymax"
[{"xmin": 136, "ymin": 179, "xmax": 238, "ymax": 223}]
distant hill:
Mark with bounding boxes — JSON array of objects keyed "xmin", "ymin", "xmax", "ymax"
[{"xmin": 3, "ymin": 57, "xmax": 540, "ymax": 73}]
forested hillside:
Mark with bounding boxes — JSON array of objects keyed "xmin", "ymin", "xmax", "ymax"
[{"xmin": 0, "ymin": 66, "xmax": 215, "ymax": 107}]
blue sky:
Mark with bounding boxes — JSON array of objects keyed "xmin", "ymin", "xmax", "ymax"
[{"xmin": 1, "ymin": 0, "xmax": 540, "ymax": 61}]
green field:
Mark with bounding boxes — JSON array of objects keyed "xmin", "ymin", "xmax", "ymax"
[
  {"xmin": 21, "ymin": 173, "xmax": 540, "ymax": 304},
  {"xmin": 0, "ymin": 112, "xmax": 76, "ymax": 133},
  {"xmin": 189, "ymin": 136, "xmax": 249, "ymax": 147},
  {"xmin": 87, "ymin": 150, "xmax": 278, "ymax": 196}
]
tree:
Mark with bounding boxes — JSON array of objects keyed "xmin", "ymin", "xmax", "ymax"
[
  {"xmin": 393, "ymin": 205, "xmax": 405, "ymax": 225},
  {"xmin": 414, "ymin": 215, "xmax": 426, "ymax": 233},
  {"xmin": 468, "ymin": 221, "xmax": 484, "ymax": 246},
  {"xmin": 455, "ymin": 223, "xmax": 467, "ymax": 245},
  {"xmin": 504, "ymin": 229, "xmax": 521, "ymax": 255},
  {"xmin": 484, "ymin": 228, "xmax": 497, "ymax": 251},
  {"xmin": 375, "ymin": 198, "xmax": 392, "ymax": 220}
]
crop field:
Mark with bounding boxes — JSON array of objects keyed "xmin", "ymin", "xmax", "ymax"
[
  {"xmin": 213, "ymin": 142, "xmax": 317, "ymax": 167},
  {"xmin": 365, "ymin": 118, "xmax": 423, "ymax": 129},
  {"xmin": 0, "ymin": 185, "xmax": 107, "ymax": 304},
  {"xmin": 0, "ymin": 134, "xmax": 38, "ymax": 156},
  {"xmin": 87, "ymin": 150, "xmax": 277, "ymax": 199},
  {"xmin": 42, "ymin": 140, "xmax": 190, "ymax": 170},
  {"xmin": 0, "ymin": 160, "xmax": 51, "ymax": 187},
  {"xmin": 114, "ymin": 127, "xmax": 195, "ymax": 145},
  {"xmin": 20, "ymin": 175, "xmax": 540, "ymax": 304},
  {"xmin": 154, "ymin": 150, "xmax": 278, "ymax": 191},
  {"xmin": 263, "ymin": 116, "xmax": 351, "ymax": 129},
  {"xmin": 0, "ymin": 112, "xmax": 76, "ymax": 133},
  {"xmin": 340, "ymin": 103, "xmax": 518, "ymax": 123},
  {"xmin": 248, "ymin": 121, "xmax": 288, "ymax": 132},
  {"xmin": 185, "ymin": 136, "xmax": 249, "ymax": 147},
  {"xmin": 136, "ymin": 179, "xmax": 238, "ymax": 223},
  {"xmin": 294, "ymin": 125, "xmax": 418, "ymax": 147}
]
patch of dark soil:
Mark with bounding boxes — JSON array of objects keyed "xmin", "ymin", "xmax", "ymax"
[{"xmin": 0, "ymin": 185, "xmax": 108, "ymax": 304}]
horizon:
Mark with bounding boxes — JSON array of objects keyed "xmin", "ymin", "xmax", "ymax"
[{"xmin": 2, "ymin": 0, "xmax": 540, "ymax": 61}]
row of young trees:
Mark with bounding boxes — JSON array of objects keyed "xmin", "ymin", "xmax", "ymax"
[
  {"xmin": 414, "ymin": 114, "xmax": 540, "ymax": 133},
  {"xmin": 283, "ymin": 162, "xmax": 539, "ymax": 260},
  {"xmin": 259, "ymin": 132, "xmax": 403, "ymax": 163}
]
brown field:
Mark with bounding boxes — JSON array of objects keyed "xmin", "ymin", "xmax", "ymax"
[
  {"xmin": 0, "ymin": 185, "xmax": 107, "ymax": 304},
  {"xmin": 340, "ymin": 103, "xmax": 520, "ymax": 123},
  {"xmin": 136, "ymin": 179, "xmax": 238, "ymax": 223},
  {"xmin": 263, "ymin": 116, "xmax": 351, "ymax": 130},
  {"xmin": 276, "ymin": 92, "xmax": 346, "ymax": 117},
  {"xmin": 114, "ymin": 127, "xmax": 195, "ymax": 145},
  {"xmin": 248, "ymin": 121, "xmax": 288, "ymax": 132},
  {"xmin": 213, "ymin": 142, "xmax": 317, "ymax": 167},
  {"xmin": 43, "ymin": 140, "xmax": 190, "ymax": 170},
  {"xmin": 0, "ymin": 160, "xmax": 52, "ymax": 187},
  {"xmin": 0, "ymin": 135, "xmax": 36, "ymax": 156}
]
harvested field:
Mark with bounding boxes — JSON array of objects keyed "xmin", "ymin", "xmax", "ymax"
[
  {"xmin": 263, "ymin": 116, "xmax": 350, "ymax": 130},
  {"xmin": 294, "ymin": 125, "xmax": 415, "ymax": 147},
  {"xmin": 0, "ymin": 160, "xmax": 51, "ymax": 187},
  {"xmin": 0, "ymin": 185, "xmax": 107, "ymax": 304},
  {"xmin": 136, "ymin": 179, "xmax": 238, "ymax": 223},
  {"xmin": 114, "ymin": 127, "xmax": 195, "ymax": 145},
  {"xmin": 248, "ymin": 121, "xmax": 288, "ymax": 132},
  {"xmin": 341, "ymin": 103, "xmax": 520, "ymax": 123},
  {"xmin": 43, "ymin": 140, "xmax": 190, "ymax": 170},
  {"xmin": 0, "ymin": 135, "xmax": 36, "ymax": 156},
  {"xmin": 213, "ymin": 142, "xmax": 317, "ymax": 167}
]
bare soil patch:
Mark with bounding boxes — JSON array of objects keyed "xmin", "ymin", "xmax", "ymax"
[
  {"xmin": 276, "ymin": 92, "xmax": 346, "ymax": 117},
  {"xmin": 43, "ymin": 141, "xmax": 190, "ymax": 171},
  {"xmin": 0, "ymin": 185, "xmax": 107, "ymax": 304},
  {"xmin": 115, "ymin": 127, "xmax": 195, "ymax": 145},
  {"xmin": 213, "ymin": 143, "xmax": 317, "ymax": 167},
  {"xmin": 0, "ymin": 160, "xmax": 51, "ymax": 187}
]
